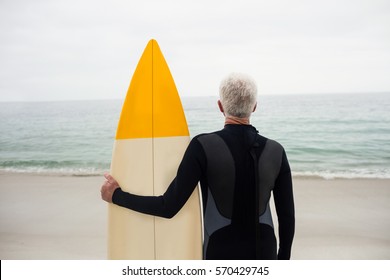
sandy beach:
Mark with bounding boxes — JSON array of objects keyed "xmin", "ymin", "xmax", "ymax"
[{"xmin": 0, "ymin": 172, "xmax": 389, "ymax": 260}]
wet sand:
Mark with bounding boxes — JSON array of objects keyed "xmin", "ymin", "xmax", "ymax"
[{"xmin": 0, "ymin": 172, "xmax": 389, "ymax": 259}]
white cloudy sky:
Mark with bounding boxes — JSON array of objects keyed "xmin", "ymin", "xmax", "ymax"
[{"xmin": 0, "ymin": 0, "xmax": 389, "ymax": 101}]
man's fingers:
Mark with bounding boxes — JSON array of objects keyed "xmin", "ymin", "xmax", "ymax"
[{"xmin": 104, "ymin": 173, "xmax": 115, "ymax": 184}]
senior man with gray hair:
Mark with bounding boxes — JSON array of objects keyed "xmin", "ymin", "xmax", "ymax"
[{"xmin": 101, "ymin": 73, "xmax": 295, "ymax": 260}]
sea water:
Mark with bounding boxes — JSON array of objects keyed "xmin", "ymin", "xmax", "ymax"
[{"xmin": 0, "ymin": 93, "xmax": 389, "ymax": 179}]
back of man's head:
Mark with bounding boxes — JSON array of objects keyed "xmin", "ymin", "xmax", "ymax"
[{"xmin": 219, "ymin": 73, "xmax": 257, "ymax": 118}]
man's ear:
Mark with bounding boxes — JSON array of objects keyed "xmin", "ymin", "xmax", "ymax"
[
  {"xmin": 253, "ymin": 102, "xmax": 257, "ymax": 112},
  {"xmin": 218, "ymin": 100, "xmax": 225, "ymax": 114}
]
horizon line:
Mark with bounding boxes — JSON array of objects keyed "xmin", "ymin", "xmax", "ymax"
[{"xmin": 0, "ymin": 91, "xmax": 389, "ymax": 103}]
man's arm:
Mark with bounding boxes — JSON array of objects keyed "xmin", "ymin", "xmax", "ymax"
[
  {"xmin": 273, "ymin": 150, "xmax": 295, "ymax": 260},
  {"xmin": 102, "ymin": 137, "xmax": 205, "ymax": 219}
]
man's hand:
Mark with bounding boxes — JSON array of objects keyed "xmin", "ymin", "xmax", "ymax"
[{"xmin": 101, "ymin": 173, "xmax": 120, "ymax": 203}]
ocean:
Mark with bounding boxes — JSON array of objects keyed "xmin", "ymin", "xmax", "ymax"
[{"xmin": 0, "ymin": 93, "xmax": 389, "ymax": 179}]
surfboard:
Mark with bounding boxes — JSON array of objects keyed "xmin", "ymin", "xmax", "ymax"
[{"xmin": 107, "ymin": 39, "xmax": 203, "ymax": 259}]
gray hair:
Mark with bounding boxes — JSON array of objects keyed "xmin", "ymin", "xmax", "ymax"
[{"xmin": 219, "ymin": 73, "xmax": 258, "ymax": 118}]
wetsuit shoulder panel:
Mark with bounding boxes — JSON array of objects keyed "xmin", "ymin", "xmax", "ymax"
[
  {"xmin": 257, "ymin": 139, "xmax": 284, "ymax": 215},
  {"xmin": 197, "ymin": 133, "xmax": 235, "ymax": 219}
]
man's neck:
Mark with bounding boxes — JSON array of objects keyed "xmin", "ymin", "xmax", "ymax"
[{"xmin": 225, "ymin": 116, "xmax": 250, "ymax": 125}]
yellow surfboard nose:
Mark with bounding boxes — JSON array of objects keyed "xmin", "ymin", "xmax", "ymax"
[{"xmin": 116, "ymin": 39, "xmax": 189, "ymax": 139}]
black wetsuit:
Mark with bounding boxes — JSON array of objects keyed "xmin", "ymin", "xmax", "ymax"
[{"xmin": 112, "ymin": 124, "xmax": 295, "ymax": 260}]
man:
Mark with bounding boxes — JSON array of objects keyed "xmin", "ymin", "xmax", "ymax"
[{"xmin": 101, "ymin": 73, "xmax": 295, "ymax": 260}]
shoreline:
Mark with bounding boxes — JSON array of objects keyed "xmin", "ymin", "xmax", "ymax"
[
  {"xmin": 3, "ymin": 169, "xmax": 390, "ymax": 180},
  {"xmin": 0, "ymin": 171, "xmax": 389, "ymax": 260}
]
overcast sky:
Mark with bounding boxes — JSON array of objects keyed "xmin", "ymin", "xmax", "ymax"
[{"xmin": 0, "ymin": 0, "xmax": 389, "ymax": 101}]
